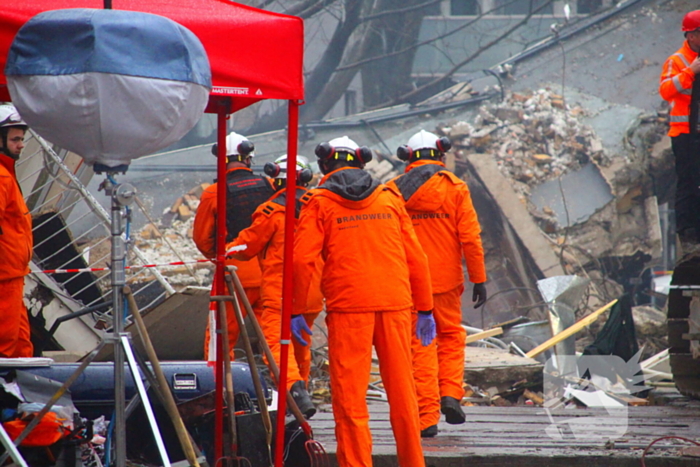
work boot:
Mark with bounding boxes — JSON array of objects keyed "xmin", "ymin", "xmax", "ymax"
[
  {"xmin": 290, "ymin": 380, "xmax": 316, "ymax": 419},
  {"xmin": 440, "ymin": 396, "xmax": 465, "ymax": 425},
  {"xmin": 420, "ymin": 424, "xmax": 438, "ymax": 438}
]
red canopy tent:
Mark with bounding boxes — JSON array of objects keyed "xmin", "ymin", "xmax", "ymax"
[{"xmin": 1, "ymin": 2, "xmax": 305, "ymax": 465}]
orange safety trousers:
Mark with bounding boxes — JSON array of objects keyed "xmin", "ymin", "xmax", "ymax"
[
  {"xmin": 0, "ymin": 278, "xmax": 33, "ymax": 358},
  {"xmin": 328, "ymin": 310, "xmax": 425, "ymax": 467},
  {"xmin": 412, "ymin": 285, "xmax": 466, "ymax": 427},
  {"xmin": 260, "ymin": 309, "xmax": 319, "ymax": 390},
  {"xmin": 294, "ymin": 312, "xmax": 320, "ymax": 384},
  {"xmin": 204, "ymin": 287, "xmax": 263, "ymax": 359}
]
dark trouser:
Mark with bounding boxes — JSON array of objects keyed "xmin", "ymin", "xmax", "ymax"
[{"xmin": 672, "ymin": 133, "xmax": 700, "ymax": 239}]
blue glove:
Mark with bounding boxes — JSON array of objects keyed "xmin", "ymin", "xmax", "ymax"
[
  {"xmin": 291, "ymin": 315, "xmax": 312, "ymax": 346},
  {"xmin": 416, "ymin": 312, "xmax": 436, "ymax": 347}
]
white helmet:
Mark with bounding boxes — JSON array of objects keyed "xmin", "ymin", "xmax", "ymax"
[
  {"xmin": 328, "ymin": 135, "xmax": 359, "ymax": 152},
  {"xmin": 397, "ymin": 129, "xmax": 452, "ymax": 161},
  {"xmin": 211, "ymin": 131, "xmax": 254, "ymax": 160},
  {"xmin": 272, "ymin": 154, "xmax": 311, "ymax": 179},
  {"xmin": 315, "ymin": 135, "xmax": 372, "ymax": 168},
  {"xmin": 265, "ymin": 154, "xmax": 313, "ymax": 185},
  {"xmin": 0, "ymin": 104, "xmax": 28, "ymax": 159},
  {"xmin": 0, "ymin": 105, "xmax": 27, "ymax": 130},
  {"xmin": 407, "ymin": 130, "xmax": 440, "ymax": 151}
]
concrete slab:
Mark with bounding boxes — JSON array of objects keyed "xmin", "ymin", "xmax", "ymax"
[
  {"xmin": 464, "ymin": 347, "xmax": 543, "ymax": 388},
  {"xmin": 96, "ymin": 286, "xmax": 210, "ymax": 361},
  {"xmin": 529, "ymin": 162, "xmax": 614, "ymax": 228},
  {"xmin": 466, "ymin": 153, "xmax": 564, "ymax": 277}
]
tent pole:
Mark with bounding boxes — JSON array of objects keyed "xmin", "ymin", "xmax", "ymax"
[
  {"xmin": 214, "ymin": 104, "xmax": 228, "ymax": 463},
  {"xmin": 275, "ymin": 99, "xmax": 300, "ymax": 467}
]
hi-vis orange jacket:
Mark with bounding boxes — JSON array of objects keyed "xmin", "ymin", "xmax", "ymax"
[
  {"xmin": 293, "ymin": 167, "xmax": 433, "ymax": 314},
  {"xmin": 227, "ymin": 187, "xmax": 324, "ymax": 313},
  {"xmin": 387, "ymin": 160, "xmax": 486, "ymax": 294},
  {"xmin": 660, "ymin": 40, "xmax": 699, "ymax": 137},
  {"xmin": 0, "ymin": 157, "xmax": 32, "ymax": 282},
  {"xmin": 193, "ymin": 167, "xmax": 274, "ymax": 288}
]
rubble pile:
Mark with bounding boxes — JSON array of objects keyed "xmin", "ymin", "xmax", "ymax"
[
  {"xmin": 438, "ymin": 88, "xmax": 610, "ymax": 197},
  {"xmin": 132, "ymin": 183, "xmax": 213, "ymax": 287}
]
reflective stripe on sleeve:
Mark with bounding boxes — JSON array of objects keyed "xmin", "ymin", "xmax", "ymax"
[{"xmin": 674, "ymin": 52, "xmax": 691, "ymax": 67}]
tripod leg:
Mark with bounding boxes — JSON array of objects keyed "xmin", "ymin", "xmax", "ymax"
[
  {"xmin": 224, "ymin": 268, "xmax": 311, "ymax": 432},
  {"xmin": 215, "ymin": 299, "xmax": 239, "ymax": 456},
  {"xmin": 0, "ymin": 419, "xmax": 28, "ymax": 467},
  {"xmin": 214, "ymin": 291, "xmax": 273, "ymax": 457},
  {"xmin": 124, "ymin": 286, "xmax": 203, "ymax": 467},
  {"xmin": 121, "ymin": 335, "xmax": 171, "ymax": 467}
]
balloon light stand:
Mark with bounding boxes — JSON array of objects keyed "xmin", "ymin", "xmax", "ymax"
[{"xmin": 96, "ymin": 167, "xmax": 172, "ymax": 467}]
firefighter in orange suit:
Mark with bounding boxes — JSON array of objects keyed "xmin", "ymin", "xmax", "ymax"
[
  {"xmin": 387, "ymin": 130, "xmax": 487, "ymax": 438},
  {"xmin": 292, "ymin": 136, "xmax": 436, "ymax": 467},
  {"xmin": 0, "ymin": 105, "xmax": 33, "ymax": 358},
  {"xmin": 193, "ymin": 132, "xmax": 275, "ymax": 359},
  {"xmin": 226, "ymin": 155, "xmax": 319, "ymax": 418},
  {"xmin": 659, "ymin": 10, "xmax": 700, "ymax": 246}
]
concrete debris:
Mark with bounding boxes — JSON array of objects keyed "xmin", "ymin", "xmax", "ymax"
[
  {"xmin": 439, "ymin": 88, "xmax": 610, "ymax": 199},
  {"xmin": 130, "ymin": 184, "xmax": 213, "ymax": 288}
]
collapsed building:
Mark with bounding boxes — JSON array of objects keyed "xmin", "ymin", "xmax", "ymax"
[{"xmin": 13, "ymin": 0, "xmax": 685, "ymax": 396}]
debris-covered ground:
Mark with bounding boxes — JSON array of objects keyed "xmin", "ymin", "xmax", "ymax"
[{"xmin": 126, "ymin": 88, "xmax": 674, "ymax": 409}]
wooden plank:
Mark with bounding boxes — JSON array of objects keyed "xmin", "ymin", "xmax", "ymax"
[
  {"xmin": 466, "ymin": 327, "xmax": 503, "ymax": 344},
  {"xmin": 309, "ymin": 404, "xmax": 700, "ymax": 459},
  {"xmin": 526, "ymin": 299, "xmax": 617, "ymax": 358}
]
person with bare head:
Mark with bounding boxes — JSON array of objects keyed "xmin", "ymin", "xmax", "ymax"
[{"xmin": 0, "ymin": 104, "xmax": 34, "ymax": 358}]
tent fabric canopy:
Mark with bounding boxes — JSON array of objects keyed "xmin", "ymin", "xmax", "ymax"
[{"xmin": 0, "ymin": 0, "xmax": 304, "ymax": 113}]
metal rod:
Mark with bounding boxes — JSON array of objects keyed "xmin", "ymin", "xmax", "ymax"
[
  {"xmin": 223, "ymin": 290, "xmax": 273, "ymax": 456},
  {"xmin": 213, "ymin": 299, "xmax": 239, "ymax": 455},
  {"xmin": 213, "ymin": 101, "xmax": 229, "ymax": 463},
  {"xmin": 275, "ymin": 99, "xmax": 299, "ymax": 467},
  {"xmin": 31, "ymin": 132, "xmax": 174, "ymax": 293},
  {"xmin": 224, "ymin": 270, "xmax": 311, "ymax": 430},
  {"xmin": 125, "ymin": 285, "xmax": 201, "ymax": 467},
  {"xmin": 0, "ymin": 423, "xmax": 28, "ymax": 467},
  {"xmin": 110, "ymin": 179, "xmax": 127, "ymax": 467},
  {"xmin": 121, "ymin": 335, "xmax": 171, "ymax": 467}
]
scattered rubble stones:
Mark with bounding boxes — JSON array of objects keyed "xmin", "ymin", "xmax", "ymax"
[
  {"xmin": 438, "ymin": 89, "xmax": 610, "ymax": 198},
  {"xmin": 134, "ymin": 183, "xmax": 213, "ymax": 288}
]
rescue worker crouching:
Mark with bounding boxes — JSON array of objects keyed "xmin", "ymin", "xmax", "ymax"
[
  {"xmin": 387, "ymin": 130, "xmax": 488, "ymax": 438},
  {"xmin": 292, "ymin": 136, "xmax": 436, "ymax": 467},
  {"xmin": 659, "ymin": 10, "xmax": 700, "ymax": 253},
  {"xmin": 0, "ymin": 104, "xmax": 34, "ymax": 358},
  {"xmin": 193, "ymin": 132, "xmax": 275, "ymax": 359},
  {"xmin": 225, "ymin": 155, "xmax": 320, "ymax": 418}
]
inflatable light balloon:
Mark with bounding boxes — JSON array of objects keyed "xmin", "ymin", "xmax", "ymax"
[{"xmin": 5, "ymin": 8, "xmax": 211, "ymax": 169}]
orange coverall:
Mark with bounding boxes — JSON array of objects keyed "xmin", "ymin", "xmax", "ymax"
[
  {"xmin": 227, "ymin": 187, "xmax": 323, "ymax": 389},
  {"xmin": 387, "ymin": 159, "xmax": 487, "ymax": 429},
  {"xmin": 294, "ymin": 167, "xmax": 433, "ymax": 467},
  {"xmin": 659, "ymin": 40, "xmax": 700, "ymax": 237},
  {"xmin": 0, "ymin": 156, "xmax": 33, "ymax": 358},
  {"xmin": 659, "ymin": 40, "xmax": 698, "ymax": 137},
  {"xmin": 193, "ymin": 167, "xmax": 274, "ymax": 358}
]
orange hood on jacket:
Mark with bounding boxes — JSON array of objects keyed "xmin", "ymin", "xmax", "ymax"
[
  {"xmin": 387, "ymin": 160, "xmax": 486, "ymax": 293},
  {"xmin": 293, "ymin": 167, "xmax": 433, "ymax": 314}
]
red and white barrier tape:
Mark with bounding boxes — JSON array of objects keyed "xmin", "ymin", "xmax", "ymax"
[{"xmin": 40, "ymin": 259, "xmax": 213, "ymax": 274}]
